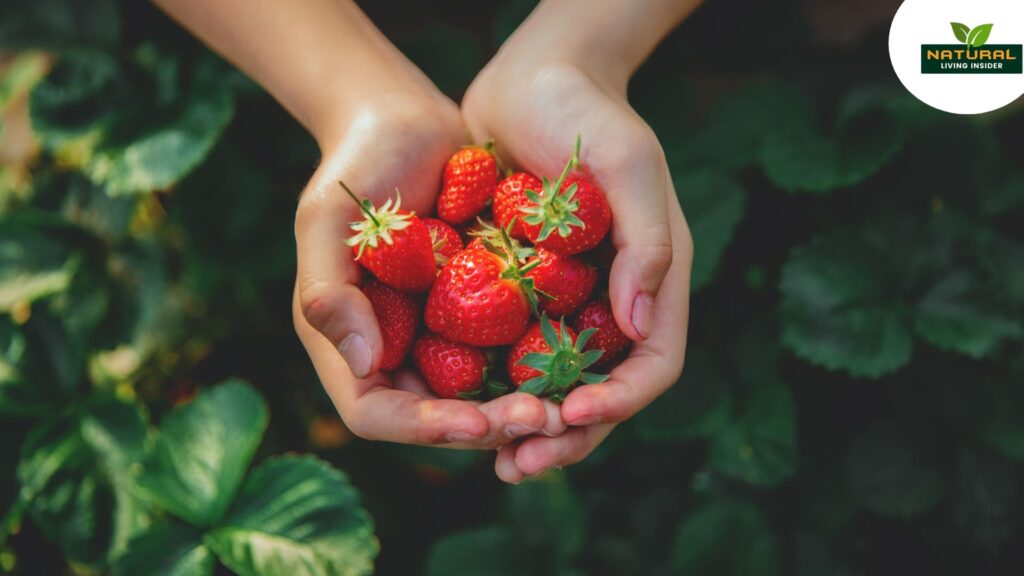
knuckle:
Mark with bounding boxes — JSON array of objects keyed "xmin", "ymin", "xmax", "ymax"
[{"xmin": 298, "ymin": 280, "xmax": 338, "ymax": 337}]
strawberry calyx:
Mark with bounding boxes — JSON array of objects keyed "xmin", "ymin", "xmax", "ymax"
[
  {"xmin": 469, "ymin": 218, "xmax": 533, "ymax": 262},
  {"xmin": 428, "ymin": 226, "xmax": 452, "ymax": 266},
  {"xmin": 476, "ymin": 220, "xmax": 551, "ymax": 316},
  {"xmin": 517, "ymin": 314, "xmax": 609, "ymax": 401},
  {"xmin": 520, "ymin": 135, "xmax": 585, "ymax": 242},
  {"xmin": 341, "ymin": 180, "xmax": 414, "ymax": 260},
  {"xmin": 454, "ymin": 366, "xmax": 509, "ymax": 400}
]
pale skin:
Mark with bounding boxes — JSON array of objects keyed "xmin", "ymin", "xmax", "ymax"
[{"xmin": 154, "ymin": 0, "xmax": 699, "ymax": 482}]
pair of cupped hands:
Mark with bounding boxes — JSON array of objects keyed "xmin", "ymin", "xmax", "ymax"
[{"xmin": 292, "ymin": 39, "xmax": 693, "ymax": 484}]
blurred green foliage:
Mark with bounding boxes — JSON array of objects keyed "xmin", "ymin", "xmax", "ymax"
[{"xmin": 1, "ymin": 0, "xmax": 1023, "ymax": 575}]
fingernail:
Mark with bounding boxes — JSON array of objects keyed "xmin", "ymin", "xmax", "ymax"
[
  {"xmin": 338, "ymin": 334, "xmax": 372, "ymax": 378},
  {"xmin": 505, "ymin": 423, "xmax": 536, "ymax": 437},
  {"xmin": 631, "ymin": 293, "xmax": 654, "ymax": 340},
  {"xmin": 568, "ymin": 414, "xmax": 601, "ymax": 427},
  {"xmin": 446, "ymin": 430, "xmax": 481, "ymax": 442}
]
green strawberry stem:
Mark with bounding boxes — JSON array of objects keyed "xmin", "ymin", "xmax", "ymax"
[
  {"xmin": 339, "ymin": 180, "xmax": 379, "ymax": 227},
  {"xmin": 520, "ymin": 135, "xmax": 587, "ymax": 242},
  {"xmin": 518, "ymin": 314, "xmax": 609, "ymax": 400}
]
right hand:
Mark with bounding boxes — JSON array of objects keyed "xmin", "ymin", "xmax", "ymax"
[{"xmin": 293, "ymin": 93, "xmax": 562, "ymax": 448}]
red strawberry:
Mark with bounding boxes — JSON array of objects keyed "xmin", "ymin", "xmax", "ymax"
[
  {"xmin": 423, "ymin": 218, "xmax": 464, "ymax": 267},
  {"xmin": 520, "ymin": 136, "xmax": 611, "ymax": 255},
  {"xmin": 425, "ymin": 230, "xmax": 542, "ymax": 346},
  {"xmin": 572, "ymin": 299, "xmax": 630, "ymax": 369},
  {"xmin": 465, "ymin": 219, "xmax": 533, "ymax": 259},
  {"xmin": 413, "ymin": 333, "xmax": 489, "ymax": 399},
  {"xmin": 343, "ymin": 183, "xmax": 436, "ymax": 292},
  {"xmin": 507, "ymin": 315, "xmax": 608, "ymax": 401},
  {"xmin": 493, "ymin": 172, "xmax": 542, "ymax": 241},
  {"xmin": 363, "ymin": 280, "xmax": 420, "ymax": 371},
  {"xmin": 526, "ymin": 248, "xmax": 597, "ymax": 317},
  {"xmin": 436, "ymin": 145, "xmax": 499, "ymax": 224}
]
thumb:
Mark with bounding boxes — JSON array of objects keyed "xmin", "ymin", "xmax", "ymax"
[
  {"xmin": 600, "ymin": 144, "xmax": 673, "ymax": 342},
  {"xmin": 295, "ymin": 179, "xmax": 383, "ymax": 378}
]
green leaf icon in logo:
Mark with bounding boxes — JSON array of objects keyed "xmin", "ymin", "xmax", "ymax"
[
  {"xmin": 968, "ymin": 24, "xmax": 993, "ymax": 48},
  {"xmin": 951, "ymin": 22, "xmax": 970, "ymax": 43}
]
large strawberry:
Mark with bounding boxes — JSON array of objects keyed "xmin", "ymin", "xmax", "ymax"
[
  {"xmin": 520, "ymin": 136, "xmax": 611, "ymax": 255},
  {"xmin": 413, "ymin": 332, "xmax": 489, "ymax": 399},
  {"xmin": 423, "ymin": 218, "xmax": 464, "ymax": 267},
  {"xmin": 507, "ymin": 315, "xmax": 608, "ymax": 401},
  {"xmin": 436, "ymin": 145, "xmax": 499, "ymax": 225},
  {"xmin": 493, "ymin": 172, "xmax": 542, "ymax": 241},
  {"xmin": 343, "ymin": 182, "xmax": 436, "ymax": 292},
  {"xmin": 526, "ymin": 248, "xmax": 597, "ymax": 317},
  {"xmin": 363, "ymin": 280, "xmax": 419, "ymax": 371},
  {"xmin": 572, "ymin": 298, "xmax": 630, "ymax": 369},
  {"xmin": 425, "ymin": 229, "xmax": 541, "ymax": 346}
]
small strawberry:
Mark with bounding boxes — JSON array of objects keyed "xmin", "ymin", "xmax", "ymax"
[
  {"xmin": 423, "ymin": 218, "xmax": 464, "ymax": 267},
  {"xmin": 425, "ymin": 228, "xmax": 542, "ymax": 346},
  {"xmin": 520, "ymin": 136, "xmax": 611, "ymax": 255},
  {"xmin": 526, "ymin": 248, "xmax": 597, "ymax": 317},
  {"xmin": 436, "ymin": 145, "xmax": 499, "ymax": 225},
  {"xmin": 363, "ymin": 280, "xmax": 420, "ymax": 371},
  {"xmin": 343, "ymin": 182, "xmax": 436, "ymax": 292},
  {"xmin": 572, "ymin": 299, "xmax": 630, "ymax": 369},
  {"xmin": 413, "ymin": 332, "xmax": 489, "ymax": 399},
  {"xmin": 493, "ymin": 172, "xmax": 543, "ymax": 241},
  {"xmin": 507, "ymin": 315, "xmax": 608, "ymax": 401}
]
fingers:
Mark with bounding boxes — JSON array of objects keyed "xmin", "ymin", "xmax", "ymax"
[
  {"xmin": 600, "ymin": 129, "xmax": 673, "ymax": 341},
  {"xmin": 495, "ymin": 444, "xmax": 524, "ymax": 484},
  {"xmin": 563, "ymin": 190, "xmax": 692, "ymax": 426},
  {"xmin": 513, "ymin": 423, "xmax": 617, "ymax": 477}
]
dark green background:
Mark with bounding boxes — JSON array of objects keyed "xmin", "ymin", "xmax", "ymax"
[{"xmin": 1, "ymin": 0, "xmax": 1023, "ymax": 574}]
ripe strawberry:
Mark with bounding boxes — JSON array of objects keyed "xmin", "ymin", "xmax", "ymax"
[
  {"xmin": 507, "ymin": 315, "xmax": 608, "ymax": 401},
  {"xmin": 572, "ymin": 299, "xmax": 630, "ymax": 368},
  {"xmin": 526, "ymin": 248, "xmax": 597, "ymax": 317},
  {"xmin": 343, "ymin": 182, "xmax": 436, "ymax": 292},
  {"xmin": 425, "ymin": 229, "xmax": 542, "ymax": 346},
  {"xmin": 436, "ymin": 145, "xmax": 499, "ymax": 225},
  {"xmin": 363, "ymin": 280, "xmax": 420, "ymax": 371},
  {"xmin": 520, "ymin": 136, "xmax": 611, "ymax": 255},
  {"xmin": 423, "ymin": 218, "xmax": 464, "ymax": 266},
  {"xmin": 493, "ymin": 172, "xmax": 543, "ymax": 241},
  {"xmin": 412, "ymin": 333, "xmax": 489, "ymax": 399},
  {"xmin": 465, "ymin": 219, "xmax": 533, "ymax": 260}
]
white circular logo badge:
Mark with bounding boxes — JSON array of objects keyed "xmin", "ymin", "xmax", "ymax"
[{"xmin": 889, "ymin": 0, "xmax": 1024, "ymax": 114}]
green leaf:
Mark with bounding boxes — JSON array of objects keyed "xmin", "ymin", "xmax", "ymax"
[
  {"xmin": 426, "ymin": 525, "xmax": 537, "ymax": 576},
  {"xmin": 914, "ymin": 270, "xmax": 1022, "ymax": 358},
  {"xmin": 846, "ymin": 421, "xmax": 947, "ymax": 518},
  {"xmin": 779, "ymin": 223, "xmax": 913, "ymax": 377},
  {"xmin": 669, "ymin": 499, "xmax": 780, "ymax": 576},
  {"xmin": 675, "ymin": 171, "xmax": 747, "ymax": 291},
  {"xmin": 968, "ymin": 24, "xmax": 993, "ymax": 48},
  {"xmin": 137, "ymin": 379, "xmax": 268, "ymax": 527},
  {"xmin": 205, "ymin": 454, "xmax": 378, "ymax": 576},
  {"xmin": 0, "ymin": 317, "xmax": 48, "ymax": 416},
  {"xmin": 0, "ymin": 215, "xmax": 79, "ymax": 312},
  {"xmin": 633, "ymin": 349, "xmax": 732, "ymax": 442},
  {"xmin": 950, "ymin": 22, "xmax": 970, "ymax": 43},
  {"xmin": 710, "ymin": 380, "xmax": 798, "ymax": 487},
  {"xmin": 759, "ymin": 101, "xmax": 904, "ymax": 194},
  {"xmin": 505, "ymin": 472, "xmax": 586, "ymax": 561},
  {"xmin": 113, "ymin": 522, "xmax": 214, "ymax": 576}
]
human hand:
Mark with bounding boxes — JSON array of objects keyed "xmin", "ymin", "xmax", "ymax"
[
  {"xmin": 462, "ymin": 33, "xmax": 694, "ymax": 482},
  {"xmin": 293, "ymin": 93, "xmax": 560, "ymax": 449}
]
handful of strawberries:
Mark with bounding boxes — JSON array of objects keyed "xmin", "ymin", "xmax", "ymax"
[{"xmin": 345, "ymin": 137, "xmax": 630, "ymax": 401}]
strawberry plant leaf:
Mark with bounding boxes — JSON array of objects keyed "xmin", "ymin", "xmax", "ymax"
[
  {"xmin": 846, "ymin": 420, "xmax": 947, "ymax": 518},
  {"xmin": 505, "ymin": 472, "xmax": 586, "ymax": 562},
  {"xmin": 112, "ymin": 522, "xmax": 214, "ymax": 576},
  {"xmin": 670, "ymin": 499, "xmax": 780, "ymax": 576},
  {"xmin": 950, "ymin": 22, "xmax": 970, "ymax": 43},
  {"xmin": 968, "ymin": 24, "xmax": 993, "ymax": 48},
  {"xmin": 779, "ymin": 222, "xmax": 914, "ymax": 377},
  {"xmin": 675, "ymin": 171, "xmax": 747, "ymax": 291},
  {"xmin": 0, "ymin": 215, "xmax": 79, "ymax": 312},
  {"xmin": 137, "ymin": 379, "xmax": 268, "ymax": 528},
  {"xmin": 204, "ymin": 454, "xmax": 378, "ymax": 576},
  {"xmin": 710, "ymin": 379, "xmax": 798, "ymax": 488},
  {"xmin": 913, "ymin": 270, "xmax": 1022, "ymax": 358},
  {"xmin": 426, "ymin": 525, "xmax": 537, "ymax": 576},
  {"xmin": 633, "ymin": 349, "xmax": 732, "ymax": 442}
]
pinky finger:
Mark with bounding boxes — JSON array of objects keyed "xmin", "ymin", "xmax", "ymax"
[
  {"xmin": 495, "ymin": 443, "xmax": 525, "ymax": 484},
  {"xmin": 513, "ymin": 423, "xmax": 616, "ymax": 477}
]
